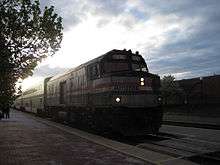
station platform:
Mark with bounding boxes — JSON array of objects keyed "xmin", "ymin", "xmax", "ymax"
[
  {"xmin": 0, "ymin": 110, "xmax": 200, "ymax": 165},
  {"xmin": 0, "ymin": 110, "xmax": 145, "ymax": 165}
]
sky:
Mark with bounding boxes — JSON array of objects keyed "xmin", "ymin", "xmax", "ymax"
[{"xmin": 21, "ymin": 0, "xmax": 220, "ymax": 90}]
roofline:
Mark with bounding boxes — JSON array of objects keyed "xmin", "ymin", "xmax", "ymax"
[{"xmin": 48, "ymin": 49, "xmax": 130, "ymax": 82}]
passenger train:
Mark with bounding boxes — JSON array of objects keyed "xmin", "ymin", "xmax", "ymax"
[{"xmin": 15, "ymin": 49, "xmax": 163, "ymax": 135}]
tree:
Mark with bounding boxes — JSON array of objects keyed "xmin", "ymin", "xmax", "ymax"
[
  {"xmin": 160, "ymin": 75, "xmax": 184, "ymax": 105},
  {"xmin": 0, "ymin": 0, "xmax": 63, "ymax": 107}
]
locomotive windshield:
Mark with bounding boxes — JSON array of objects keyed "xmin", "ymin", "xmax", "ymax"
[
  {"xmin": 112, "ymin": 54, "xmax": 127, "ymax": 60},
  {"xmin": 102, "ymin": 54, "xmax": 148, "ymax": 74},
  {"xmin": 104, "ymin": 62, "xmax": 129, "ymax": 73},
  {"xmin": 132, "ymin": 63, "xmax": 148, "ymax": 72},
  {"xmin": 131, "ymin": 55, "xmax": 141, "ymax": 61},
  {"xmin": 131, "ymin": 55, "xmax": 148, "ymax": 72}
]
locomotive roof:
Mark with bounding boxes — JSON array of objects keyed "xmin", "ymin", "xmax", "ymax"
[
  {"xmin": 21, "ymin": 89, "xmax": 44, "ymax": 99},
  {"xmin": 16, "ymin": 80, "xmax": 44, "ymax": 100},
  {"xmin": 48, "ymin": 49, "xmax": 135, "ymax": 82},
  {"xmin": 49, "ymin": 55, "xmax": 104, "ymax": 81}
]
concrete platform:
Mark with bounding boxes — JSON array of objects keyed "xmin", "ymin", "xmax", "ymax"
[{"xmin": 0, "ymin": 110, "xmax": 197, "ymax": 165}]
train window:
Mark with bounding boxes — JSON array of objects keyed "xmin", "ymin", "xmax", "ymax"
[
  {"xmin": 48, "ymin": 85, "xmax": 52, "ymax": 95},
  {"xmin": 70, "ymin": 81, "xmax": 73, "ymax": 91},
  {"xmin": 60, "ymin": 81, "xmax": 66, "ymax": 104},
  {"xmin": 78, "ymin": 77, "xmax": 81, "ymax": 87},
  {"xmin": 132, "ymin": 64, "xmax": 141, "ymax": 71},
  {"xmin": 76, "ymin": 77, "xmax": 79, "ymax": 87},
  {"xmin": 112, "ymin": 54, "xmax": 127, "ymax": 60},
  {"xmin": 104, "ymin": 62, "xmax": 129, "ymax": 73},
  {"xmin": 132, "ymin": 55, "xmax": 141, "ymax": 61},
  {"xmin": 81, "ymin": 76, "xmax": 84, "ymax": 86},
  {"xmin": 141, "ymin": 65, "xmax": 148, "ymax": 72},
  {"xmin": 51, "ymin": 85, "xmax": 54, "ymax": 94},
  {"xmin": 132, "ymin": 63, "xmax": 148, "ymax": 72}
]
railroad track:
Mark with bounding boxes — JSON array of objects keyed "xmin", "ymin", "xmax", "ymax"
[
  {"xmin": 113, "ymin": 132, "xmax": 220, "ymax": 164},
  {"xmin": 163, "ymin": 120, "xmax": 220, "ymax": 130}
]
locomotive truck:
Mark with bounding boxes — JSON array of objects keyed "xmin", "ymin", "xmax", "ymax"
[{"xmin": 15, "ymin": 49, "xmax": 163, "ymax": 136}]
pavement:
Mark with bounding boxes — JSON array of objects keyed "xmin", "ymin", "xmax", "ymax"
[
  {"xmin": 0, "ymin": 110, "xmax": 201, "ymax": 165},
  {"xmin": 0, "ymin": 110, "xmax": 146, "ymax": 165}
]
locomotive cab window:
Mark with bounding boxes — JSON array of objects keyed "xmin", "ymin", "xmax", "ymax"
[
  {"xmin": 132, "ymin": 55, "xmax": 141, "ymax": 61},
  {"xmin": 104, "ymin": 62, "xmax": 129, "ymax": 73},
  {"xmin": 132, "ymin": 64, "xmax": 141, "ymax": 71},
  {"xmin": 112, "ymin": 54, "xmax": 127, "ymax": 60},
  {"xmin": 132, "ymin": 63, "xmax": 148, "ymax": 72}
]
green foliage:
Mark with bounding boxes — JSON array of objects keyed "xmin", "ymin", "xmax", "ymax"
[
  {"xmin": 0, "ymin": 0, "xmax": 63, "ymax": 106},
  {"xmin": 161, "ymin": 75, "xmax": 183, "ymax": 104}
]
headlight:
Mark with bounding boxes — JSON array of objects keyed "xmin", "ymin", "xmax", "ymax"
[
  {"xmin": 115, "ymin": 97, "xmax": 121, "ymax": 103},
  {"xmin": 158, "ymin": 97, "xmax": 162, "ymax": 101},
  {"xmin": 140, "ymin": 77, "xmax": 145, "ymax": 86}
]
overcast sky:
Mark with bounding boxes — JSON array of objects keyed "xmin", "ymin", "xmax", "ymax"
[{"xmin": 22, "ymin": 0, "xmax": 220, "ymax": 89}]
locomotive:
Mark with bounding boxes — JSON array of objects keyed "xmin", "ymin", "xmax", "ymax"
[{"xmin": 15, "ymin": 49, "xmax": 163, "ymax": 136}]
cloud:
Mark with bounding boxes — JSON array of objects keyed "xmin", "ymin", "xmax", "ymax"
[
  {"xmin": 138, "ymin": 0, "xmax": 220, "ymax": 79},
  {"xmin": 32, "ymin": 0, "xmax": 220, "ymax": 82},
  {"xmin": 20, "ymin": 64, "xmax": 69, "ymax": 90},
  {"xmin": 88, "ymin": 0, "xmax": 128, "ymax": 16},
  {"xmin": 40, "ymin": 0, "xmax": 88, "ymax": 30}
]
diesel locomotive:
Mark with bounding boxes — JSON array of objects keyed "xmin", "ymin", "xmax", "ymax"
[{"xmin": 15, "ymin": 49, "xmax": 163, "ymax": 135}]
